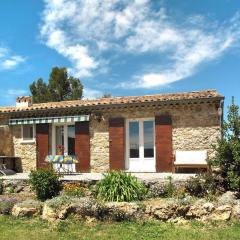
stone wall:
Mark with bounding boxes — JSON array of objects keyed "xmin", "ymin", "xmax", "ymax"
[
  {"xmin": 0, "ymin": 118, "xmax": 13, "ymax": 156},
  {"xmin": 12, "ymin": 125, "xmax": 36, "ymax": 172},
  {"xmin": 89, "ymin": 102, "xmax": 221, "ymax": 172},
  {"xmin": 90, "ymin": 117, "xmax": 109, "ymax": 172},
  {"xmin": 4, "ymin": 101, "xmax": 221, "ymax": 173}
]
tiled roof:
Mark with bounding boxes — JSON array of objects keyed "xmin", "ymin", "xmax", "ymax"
[{"xmin": 0, "ymin": 90, "xmax": 223, "ymax": 114}]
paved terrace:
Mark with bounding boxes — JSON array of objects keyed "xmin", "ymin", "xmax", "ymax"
[{"xmin": 0, "ymin": 173, "xmax": 195, "ymax": 182}]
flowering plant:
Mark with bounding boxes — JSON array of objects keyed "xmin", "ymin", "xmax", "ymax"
[
  {"xmin": 63, "ymin": 182, "xmax": 85, "ymax": 197},
  {"xmin": 57, "ymin": 144, "xmax": 64, "ymax": 155}
]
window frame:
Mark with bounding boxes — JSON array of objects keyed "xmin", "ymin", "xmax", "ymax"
[{"xmin": 21, "ymin": 124, "xmax": 36, "ymax": 144}]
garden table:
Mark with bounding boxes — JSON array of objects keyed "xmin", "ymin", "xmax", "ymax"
[{"xmin": 45, "ymin": 155, "xmax": 78, "ymax": 174}]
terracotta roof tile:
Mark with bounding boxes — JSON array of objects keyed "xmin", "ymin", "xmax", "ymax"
[{"xmin": 0, "ymin": 89, "xmax": 223, "ymax": 114}]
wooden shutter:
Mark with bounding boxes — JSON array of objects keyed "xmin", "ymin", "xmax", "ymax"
[
  {"xmin": 75, "ymin": 121, "xmax": 90, "ymax": 172},
  {"xmin": 36, "ymin": 124, "xmax": 49, "ymax": 169},
  {"xmin": 155, "ymin": 115, "xmax": 173, "ymax": 172},
  {"xmin": 109, "ymin": 118, "xmax": 125, "ymax": 170}
]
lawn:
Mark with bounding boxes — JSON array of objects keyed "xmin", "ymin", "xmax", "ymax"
[{"xmin": 0, "ymin": 216, "xmax": 240, "ymax": 240}]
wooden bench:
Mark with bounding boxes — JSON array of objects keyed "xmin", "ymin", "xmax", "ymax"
[{"xmin": 174, "ymin": 150, "xmax": 208, "ymax": 173}]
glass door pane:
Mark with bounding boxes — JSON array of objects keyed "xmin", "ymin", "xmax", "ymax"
[
  {"xmin": 68, "ymin": 125, "xmax": 75, "ymax": 155},
  {"xmin": 129, "ymin": 121, "xmax": 139, "ymax": 158},
  {"xmin": 56, "ymin": 126, "xmax": 64, "ymax": 154},
  {"xmin": 143, "ymin": 120, "xmax": 154, "ymax": 158}
]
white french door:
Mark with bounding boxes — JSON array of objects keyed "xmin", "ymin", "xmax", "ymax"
[
  {"xmin": 51, "ymin": 123, "xmax": 76, "ymax": 172},
  {"xmin": 126, "ymin": 119, "xmax": 156, "ymax": 172},
  {"xmin": 52, "ymin": 124, "xmax": 75, "ymax": 155}
]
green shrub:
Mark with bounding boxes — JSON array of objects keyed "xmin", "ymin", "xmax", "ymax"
[
  {"xmin": 29, "ymin": 169, "xmax": 61, "ymax": 200},
  {"xmin": 46, "ymin": 195, "xmax": 72, "ymax": 209},
  {"xmin": 96, "ymin": 171, "xmax": 147, "ymax": 202},
  {"xmin": 162, "ymin": 176, "xmax": 176, "ymax": 198},
  {"xmin": 185, "ymin": 176, "xmax": 204, "ymax": 198},
  {"xmin": 185, "ymin": 173, "xmax": 220, "ymax": 198}
]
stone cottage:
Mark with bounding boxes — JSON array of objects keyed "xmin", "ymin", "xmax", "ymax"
[{"xmin": 0, "ymin": 90, "xmax": 224, "ymax": 173}]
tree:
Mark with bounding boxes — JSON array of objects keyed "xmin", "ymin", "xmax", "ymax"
[
  {"xmin": 29, "ymin": 78, "xmax": 51, "ymax": 103},
  {"xmin": 211, "ymin": 97, "xmax": 240, "ymax": 192},
  {"xmin": 29, "ymin": 67, "xmax": 83, "ymax": 103},
  {"xmin": 102, "ymin": 93, "xmax": 112, "ymax": 98}
]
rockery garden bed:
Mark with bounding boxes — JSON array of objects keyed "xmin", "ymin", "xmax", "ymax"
[{"xmin": 0, "ymin": 170, "xmax": 240, "ymax": 224}]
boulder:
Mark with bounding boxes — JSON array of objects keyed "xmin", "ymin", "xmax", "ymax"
[
  {"xmin": 202, "ymin": 202, "xmax": 215, "ymax": 212},
  {"xmin": 42, "ymin": 196, "xmax": 101, "ymax": 221},
  {"xmin": 210, "ymin": 205, "xmax": 232, "ymax": 221},
  {"xmin": 12, "ymin": 200, "xmax": 42, "ymax": 217},
  {"xmin": 70, "ymin": 197, "xmax": 98, "ymax": 218},
  {"xmin": 42, "ymin": 204, "xmax": 59, "ymax": 221},
  {"xmin": 231, "ymin": 201, "xmax": 240, "ymax": 220},
  {"xmin": 145, "ymin": 199, "xmax": 177, "ymax": 221},
  {"xmin": 104, "ymin": 202, "xmax": 143, "ymax": 219},
  {"xmin": 217, "ymin": 191, "xmax": 237, "ymax": 205},
  {"xmin": 14, "ymin": 186, "xmax": 24, "ymax": 193}
]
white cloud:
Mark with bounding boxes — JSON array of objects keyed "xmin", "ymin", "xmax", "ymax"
[
  {"xmin": 83, "ymin": 88, "xmax": 103, "ymax": 99},
  {"xmin": 0, "ymin": 47, "xmax": 25, "ymax": 70},
  {"xmin": 6, "ymin": 89, "xmax": 27, "ymax": 96},
  {"xmin": 41, "ymin": 1, "xmax": 240, "ymax": 88},
  {"xmin": 0, "ymin": 89, "xmax": 28, "ymax": 106}
]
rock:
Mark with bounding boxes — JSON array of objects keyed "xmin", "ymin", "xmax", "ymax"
[
  {"xmin": 210, "ymin": 205, "xmax": 232, "ymax": 221},
  {"xmin": 2, "ymin": 180, "xmax": 29, "ymax": 194},
  {"xmin": 232, "ymin": 201, "xmax": 240, "ymax": 220},
  {"xmin": 186, "ymin": 200, "xmax": 207, "ymax": 219},
  {"xmin": 70, "ymin": 197, "xmax": 99, "ymax": 218},
  {"xmin": 12, "ymin": 200, "xmax": 42, "ymax": 217},
  {"xmin": 14, "ymin": 186, "xmax": 24, "ymax": 193},
  {"xmin": 105, "ymin": 202, "xmax": 142, "ymax": 219},
  {"xmin": 186, "ymin": 205, "xmax": 204, "ymax": 219},
  {"xmin": 217, "ymin": 191, "xmax": 237, "ymax": 205},
  {"xmin": 42, "ymin": 204, "xmax": 59, "ymax": 221},
  {"xmin": 145, "ymin": 199, "xmax": 177, "ymax": 221},
  {"xmin": 175, "ymin": 204, "xmax": 190, "ymax": 217},
  {"xmin": 203, "ymin": 202, "xmax": 215, "ymax": 212},
  {"xmin": 42, "ymin": 196, "xmax": 102, "ymax": 221}
]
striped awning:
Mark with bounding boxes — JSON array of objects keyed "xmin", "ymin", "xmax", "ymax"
[{"xmin": 9, "ymin": 115, "xmax": 89, "ymax": 125}]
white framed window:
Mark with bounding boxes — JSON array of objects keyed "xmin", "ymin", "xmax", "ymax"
[
  {"xmin": 126, "ymin": 118, "xmax": 156, "ymax": 172},
  {"xmin": 21, "ymin": 124, "xmax": 35, "ymax": 143},
  {"xmin": 51, "ymin": 123, "xmax": 75, "ymax": 155}
]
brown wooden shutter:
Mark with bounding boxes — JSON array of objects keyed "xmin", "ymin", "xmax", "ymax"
[
  {"xmin": 75, "ymin": 121, "xmax": 90, "ymax": 172},
  {"xmin": 36, "ymin": 124, "xmax": 49, "ymax": 169},
  {"xmin": 155, "ymin": 115, "xmax": 173, "ymax": 172},
  {"xmin": 109, "ymin": 118, "xmax": 125, "ymax": 170}
]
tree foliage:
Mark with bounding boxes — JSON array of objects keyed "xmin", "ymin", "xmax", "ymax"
[
  {"xmin": 211, "ymin": 97, "xmax": 240, "ymax": 192},
  {"xmin": 29, "ymin": 67, "xmax": 83, "ymax": 103},
  {"xmin": 102, "ymin": 93, "xmax": 112, "ymax": 98}
]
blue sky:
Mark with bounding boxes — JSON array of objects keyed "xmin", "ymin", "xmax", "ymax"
[{"xmin": 0, "ymin": 0, "xmax": 240, "ymax": 114}]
